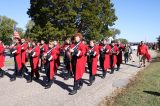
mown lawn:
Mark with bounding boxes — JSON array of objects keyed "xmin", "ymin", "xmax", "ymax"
[{"xmin": 112, "ymin": 57, "xmax": 160, "ymax": 106}]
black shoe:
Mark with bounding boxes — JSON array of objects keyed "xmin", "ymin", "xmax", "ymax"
[
  {"xmin": 102, "ymin": 72, "xmax": 106, "ymax": 79},
  {"xmin": 27, "ymin": 79, "xmax": 32, "ymax": 83},
  {"xmin": 110, "ymin": 69, "xmax": 114, "ymax": 74},
  {"xmin": 116, "ymin": 68, "xmax": 120, "ymax": 71},
  {"xmin": 116, "ymin": 67, "xmax": 120, "ymax": 71},
  {"xmin": 25, "ymin": 68, "xmax": 29, "ymax": 73},
  {"xmin": 78, "ymin": 81, "xmax": 83, "ymax": 90},
  {"xmin": 35, "ymin": 75, "xmax": 40, "ymax": 80},
  {"xmin": 88, "ymin": 82, "xmax": 92, "ymax": 86},
  {"xmin": 64, "ymin": 77, "xmax": 69, "ymax": 80},
  {"xmin": 17, "ymin": 75, "xmax": 23, "ymax": 78},
  {"xmin": 77, "ymin": 85, "xmax": 83, "ymax": 90},
  {"xmin": 101, "ymin": 75, "xmax": 105, "ymax": 79},
  {"xmin": 45, "ymin": 84, "xmax": 51, "ymax": 89},
  {"xmin": 0, "ymin": 71, "xmax": 4, "ymax": 78},
  {"xmin": 45, "ymin": 80, "xmax": 53, "ymax": 89},
  {"xmin": 69, "ymin": 90, "xmax": 77, "ymax": 95},
  {"xmin": 10, "ymin": 77, "xmax": 16, "ymax": 82}
]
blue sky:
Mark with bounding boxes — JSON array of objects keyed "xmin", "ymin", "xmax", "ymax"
[
  {"xmin": 113, "ymin": 0, "xmax": 160, "ymax": 42},
  {"xmin": 0, "ymin": 0, "xmax": 160, "ymax": 42}
]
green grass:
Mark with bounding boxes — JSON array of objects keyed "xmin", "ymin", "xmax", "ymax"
[{"xmin": 112, "ymin": 57, "xmax": 160, "ymax": 106}]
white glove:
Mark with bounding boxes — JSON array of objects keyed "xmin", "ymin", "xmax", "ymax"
[
  {"xmin": 48, "ymin": 56, "xmax": 53, "ymax": 61},
  {"xmin": 93, "ymin": 52, "xmax": 96, "ymax": 56},
  {"xmin": 32, "ymin": 52, "xmax": 35, "ymax": 57},
  {"xmin": 70, "ymin": 49, "xmax": 74, "ymax": 53},
  {"xmin": 12, "ymin": 50, "xmax": 17, "ymax": 54},
  {"xmin": 77, "ymin": 50, "xmax": 81, "ymax": 57}
]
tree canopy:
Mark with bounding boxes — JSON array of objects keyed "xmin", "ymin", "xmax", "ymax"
[
  {"xmin": 27, "ymin": 0, "xmax": 118, "ymax": 41},
  {"xmin": 0, "ymin": 16, "xmax": 24, "ymax": 45}
]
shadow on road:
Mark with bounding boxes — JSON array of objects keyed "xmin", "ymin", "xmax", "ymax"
[
  {"xmin": 54, "ymin": 79, "xmax": 73, "ymax": 92},
  {"xmin": 143, "ymin": 90, "xmax": 160, "ymax": 96}
]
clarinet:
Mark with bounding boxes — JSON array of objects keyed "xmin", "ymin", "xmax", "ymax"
[
  {"xmin": 21, "ymin": 43, "xmax": 26, "ymax": 51},
  {"xmin": 100, "ymin": 44, "xmax": 107, "ymax": 59},
  {"xmin": 64, "ymin": 45, "xmax": 70, "ymax": 51},
  {"xmin": 10, "ymin": 43, "xmax": 17, "ymax": 57},
  {"xmin": 44, "ymin": 47, "xmax": 54, "ymax": 60},
  {"xmin": 87, "ymin": 46, "xmax": 95, "ymax": 62},
  {"xmin": 64, "ymin": 45, "xmax": 71, "ymax": 62},
  {"xmin": 71, "ymin": 42, "xmax": 81, "ymax": 56},
  {"xmin": 29, "ymin": 47, "xmax": 36, "ymax": 58}
]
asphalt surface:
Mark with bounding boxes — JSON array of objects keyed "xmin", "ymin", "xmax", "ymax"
[{"xmin": 0, "ymin": 50, "xmax": 157, "ymax": 106}]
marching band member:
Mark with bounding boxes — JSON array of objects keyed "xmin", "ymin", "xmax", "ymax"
[
  {"xmin": 87, "ymin": 40, "xmax": 99, "ymax": 86},
  {"xmin": 44, "ymin": 41, "xmax": 56, "ymax": 89},
  {"xmin": 62, "ymin": 38, "xmax": 72, "ymax": 80},
  {"xmin": 69, "ymin": 33, "xmax": 86, "ymax": 95},
  {"xmin": 40, "ymin": 40, "xmax": 48, "ymax": 71},
  {"xmin": 21, "ymin": 38, "xmax": 28, "ymax": 75},
  {"xmin": 116, "ymin": 40, "xmax": 124, "ymax": 71},
  {"xmin": 53, "ymin": 39, "xmax": 60, "ymax": 75},
  {"xmin": 27, "ymin": 40, "xmax": 40, "ymax": 83},
  {"xmin": 99, "ymin": 39, "xmax": 111, "ymax": 78},
  {"xmin": 82, "ymin": 39, "xmax": 88, "ymax": 73},
  {"xmin": 110, "ymin": 41, "xmax": 119, "ymax": 74},
  {"xmin": 137, "ymin": 41, "xmax": 148, "ymax": 67},
  {"xmin": 0, "ymin": 41, "xmax": 5, "ymax": 78},
  {"xmin": 10, "ymin": 37, "xmax": 22, "ymax": 81},
  {"xmin": 98, "ymin": 40, "xmax": 104, "ymax": 69}
]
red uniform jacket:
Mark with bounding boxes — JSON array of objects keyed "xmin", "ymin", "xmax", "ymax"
[
  {"xmin": 116, "ymin": 44, "xmax": 124, "ymax": 64},
  {"xmin": 83, "ymin": 44, "xmax": 88, "ymax": 73},
  {"xmin": 137, "ymin": 44, "xmax": 148, "ymax": 55},
  {"xmin": 87, "ymin": 45, "xmax": 99, "ymax": 75},
  {"xmin": 47, "ymin": 48, "xmax": 58, "ymax": 80},
  {"xmin": 21, "ymin": 42, "xmax": 28, "ymax": 64},
  {"xmin": 14, "ymin": 44, "xmax": 22, "ymax": 70},
  {"xmin": 31, "ymin": 46, "xmax": 40, "ymax": 72},
  {"xmin": 110, "ymin": 45, "xmax": 119, "ymax": 67},
  {"xmin": 54, "ymin": 44, "xmax": 60, "ymax": 71},
  {"xmin": 0, "ymin": 44, "xmax": 5, "ymax": 68},
  {"xmin": 104, "ymin": 45, "xmax": 111, "ymax": 70},
  {"xmin": 71, "ymin": 42, "xmax": 86, "ymax": 80}
]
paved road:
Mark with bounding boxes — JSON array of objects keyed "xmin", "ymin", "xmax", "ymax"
[{"xmin": 0, "ymin": 50, "xmax": 157, "ymax": 106}]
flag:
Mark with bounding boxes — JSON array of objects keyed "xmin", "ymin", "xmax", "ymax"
[{"xmin": 13, "ymin": 24, "xmax": 20, "ymax": 39}]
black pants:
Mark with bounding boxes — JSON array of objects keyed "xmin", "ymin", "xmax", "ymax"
[
  {"xmin": 21, "ymin": 63, "xmax": 28, "ymax": 74},
  {"xmin": 99, "ymin": 56, "xmax": 104, "ymax": 70},
  {"xmin": 88, "ymin": 61, "xmax": 95, "ymax": 82},
  {"xmin": 124, "ymin": 53, "xmax": 129, "ymax": 64},
  {"xmin": 116, "ymin": 54, "xmax": 121, "ymax": 68},
  {"xmin": 0, "ymin": 68, "xmax": 4, "ymax": 76},
  {"xmin": 73, "ymin": 78, "xmax": 83, "ymax": 90},
  {"xmin": 66, "ymin": 61, "xmax": 72, "ymax": 77},
  {"xmin": 110, "ymin": 55, "xmax": 114, "ymax": 70},
  {"xmin": 45, "ymin": 61, "xmax": 51, "ymax": 81}
]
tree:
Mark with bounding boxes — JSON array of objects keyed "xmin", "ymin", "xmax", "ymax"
[
  {"xmin": 25, "ymin": 20, "xmax": 35, "ymax": 38},
  {"xmin": 76, "ymin": 0, "xmax": 118, "ymax": 40},
  {"xmin": 108, "ymin": 28, "xmax": 121, "ymax": 39},
  {"xmin": 115, "ymin": 38, "xmax": 128, "ymax": 44},
  {"xmin": 0, "ymin": 16, "xmax": 23, "ymax": 45},
  {"xmin": 27, "ymin": 0, "xmax": 118, "ymax": 41}
]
